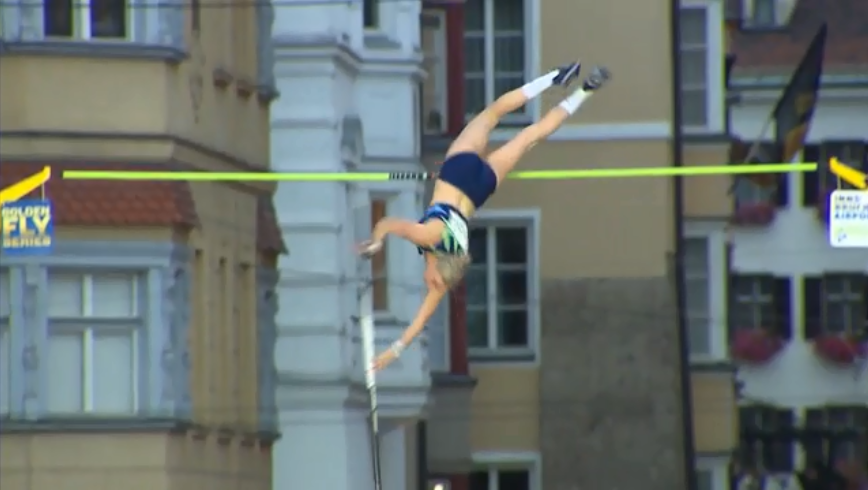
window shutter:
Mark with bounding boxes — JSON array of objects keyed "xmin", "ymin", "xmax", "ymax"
[
  {"xmin": 773, "ymin": 277, "xmax": 792, "ymax": 340},
  {"xmin": 802, "ymin": 144, "xmax": 820, "ymax": 206},
  {"xmin": 770, "ymin": 409, "xmax": 795, "ymax": 472},
  {"xmin": 803, "ymin": 408, "xmax": 825, "ymax": 464},
  {"xmin": 862, "ymin": 275, "xmax": 868, "ymax": 342},
  {"xmin": 803, "ymin": 276, "xmax": 823, "ymax": 340},
  {"xmin": 775, "ymin": 173, "xmax": 789, "ymax": 207},
  {"xmin": 862, "ymin": 142, "xmax": 868, "ymax": 172}
]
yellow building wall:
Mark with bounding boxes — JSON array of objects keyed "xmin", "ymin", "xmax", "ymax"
[
  {"xmin": 683, "ymin": 143, "xmax": 733, "ymax": 220},
  {"xmin": 470, "ymin": 366, "xmax": 540, "ymax": 452},
  {"xmin": 691, "ymin": 371, "xmax": 738, "ymax": 454},
  {"xmin": 487, "ymin": 139, "xmax": 675, "ymax": 278},
  {"xmin": 539, "ymin": 0, "xmax": 672, "ymax": 124}
]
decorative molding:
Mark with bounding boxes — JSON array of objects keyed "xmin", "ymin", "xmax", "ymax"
[{"xmin": 488, "ymin": 121, "xmax": 672, "ymax": 142}]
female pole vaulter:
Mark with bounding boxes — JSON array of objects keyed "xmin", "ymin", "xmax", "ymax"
[{"xmin": 359, "ymin": 63, "xmax": 611, "ymax": 371}]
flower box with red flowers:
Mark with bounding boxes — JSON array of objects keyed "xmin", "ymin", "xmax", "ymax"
[
  {"xmin": 731, "ymin": 201, "xmax": 776, "ymax": 227},
  {"xmin": 730, "ymin": 328, "xmax": 785, "ymax": 364},
  {"xmin": 813, "ymin": 333, "xmax": 868, "ymax": 365}
]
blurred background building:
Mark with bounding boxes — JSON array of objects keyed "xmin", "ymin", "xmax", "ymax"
[
  {"xmin": 726, "ymin": 0, "xmax": 868, "ymax": 487},
  {"xmin": 0, "ymin": 0, "xmax": 284, "ymax": 488}
]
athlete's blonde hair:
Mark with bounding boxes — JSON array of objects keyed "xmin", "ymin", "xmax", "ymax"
[{"xmin": 434, "ymin": 253, "xmax": 472, "ymax": 289}]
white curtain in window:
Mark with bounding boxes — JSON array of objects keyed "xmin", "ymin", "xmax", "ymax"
[
  {"xmin": 92, "ymin": 333, "xmax": 134, "ymax": 412},
  {"xmin": 93, "ymin": 274, "xmax": 135, "ymax": 317},
  {"xmin": 0, "ymin": 327, "xmax": 10, "ymax": 414},
  {"xmin": 464, "ymin": 0, "xmax": 526, "ymax": 116},
  {"xmin": 47, "ymin": 333, "xmax": 84, "ymax": 412},
  {"xmin": 680, "ymin": 8, "xmax": 708, "ymax": 127},
  {"xmin": 685, "ymin": 238, "xmax": 710, "ymax": 354},
  {"xmin": 48, "ymin": 273, "xmax": 83, "ymax": 317}
]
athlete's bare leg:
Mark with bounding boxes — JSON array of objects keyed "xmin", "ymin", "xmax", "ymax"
[
  {"xmin": 446, "ymin": 62, "xmax": 583, "ymax": 158},
  {"xmin": 487, "ymin": 66, "xmax": 611, "ymax": 182}
]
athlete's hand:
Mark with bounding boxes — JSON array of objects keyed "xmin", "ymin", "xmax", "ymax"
[
  {"xmin": 371, "ymin": 349, "xmax": 398, "ymax": 372},
  {"xmin": 356, "ymin": 240, "xmax": 383, "ymax": 258}
]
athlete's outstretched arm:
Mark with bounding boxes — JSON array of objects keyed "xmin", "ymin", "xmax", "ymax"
[
  {"xmin": 371, "ymin": 217, "xmax": 443, "ymax": 249},
  {"xmin": 371, "ymin": 286, "xmax": 447, "ymax": 371}
]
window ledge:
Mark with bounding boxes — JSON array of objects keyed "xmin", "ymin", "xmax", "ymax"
[
  {"xmin": 0, "ymin": 416, "xmax": 283, "ymax": 443},
  {"xmin": 0, "ymin": 40, "xmax": 187, "ymax": 64},
  {"xmin": 363, "ymin": 31, "xmax": 402, "ymax": 50},
  {"xmin": 689, "ymin": 359, "xmax": 736, "ymax": 373},
  {"xmin": 430, "ymin": 371, "xmax": 478, "ymax": 387},
  {"xmin": 0, "ymin": 416, "xmax": 194, "ymax": 434},
  {"xmin": 469, "ymin": 348, "xmax": 536, "ymax": 363}
]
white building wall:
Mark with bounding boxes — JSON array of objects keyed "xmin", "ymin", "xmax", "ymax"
[
  {"xmin": 729, "ymin": 86, "xmax": 868, "ymax": 465},
  {"xmin": 270, "ymin": 0, "xmax": 431, "ymax": 488}
]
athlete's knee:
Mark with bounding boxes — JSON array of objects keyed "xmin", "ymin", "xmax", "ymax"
[{"xmin": 515, "ymin": 124, "xmax": 544, "ymax": 148}]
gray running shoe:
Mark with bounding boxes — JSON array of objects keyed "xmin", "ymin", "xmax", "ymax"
[{"xmin": 582, "ymin": 66, "xmax": 611, "ymax": 91}]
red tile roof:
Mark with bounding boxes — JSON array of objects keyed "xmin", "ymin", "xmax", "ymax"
[
  {"xmin": 256, "ymin": 197, "xmax": 287, "ymax": 255},
  {"xmin": 1, "ymin": 161, "xmax": 286, "ymax": 255},
  {"xmin": 729, "ymin": 0, "xmax": 868, "ymax": 76}
]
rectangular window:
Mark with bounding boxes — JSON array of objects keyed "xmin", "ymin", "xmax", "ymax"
[
  {"xmin": 469, "ymin": 468, "xmax": 531, "ymax": 490},
  {"xmin": 679, "ymin": 7, "xmax": 709, "ymax": 129},
  {"xmin": 695, "ymin": 469, "xmax": 713, "ymax": 490},
  {"xmin": 191, "ymin": 250, "xmax": 208, "ymax": 420},
  {"xmin": 467, "ymin": 223, "xmax": 534, "ymax": 357},
  {"xmin": 804, "ymin": 406, "xmax": 868, "ymax": 464},
  {"xmin": 370, "ymin": 199, "xmax": 389, "ymax": 312},
  {"xmin": 731, "ymin": 275, "xmax": 775, "ymax": 330},
  {"xmin": 363, "ymin": 0, "xmax": 379, "ymax": 29},
  {"xmin": 684, "ymin": 237, "xmax": 712, "ymax": 356},
  {"xmin": 43, "ymin": 0, "xmax": 128, "ymax": 39},
  {"xmin": 464, "ymin": 0, "xmax": 527, "ymax": 120},
  {"xmin": 738, "ymin": 406, "xmax": 795, "ymax": 472},
  {"xmin": 421, "ymin": 10, "xmax": 448, "ymax": 135},
  {"xmin": 46, "ymin": 272, "xmax": 141, "ymax": 414},
  {"xmin": 0, "ymin": 268, "xmax": 10, "ymax": 414},
  {"xmin": 822, "ymin": 274, "xmax": 864, "ymax": 336},
  {"xmin": 802, "ymin": 142, "xmax": 867, "ymax": 206}
]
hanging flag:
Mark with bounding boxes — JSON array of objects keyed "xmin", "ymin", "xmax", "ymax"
[
  {"xmin": 732, "ymin": 24, "xmax": 827, "ymax": 196},
  {"xmin": 773, "ymin": 23, "xmax": 827, "ymax": 163}
]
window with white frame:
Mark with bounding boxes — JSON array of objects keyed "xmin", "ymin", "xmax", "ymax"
[
  {"xmin": 0, "ymin": 268, "xmax": 11, "ymax": 415},
  {"xmin": 684, "ymin": 237, "xmax": 712, "ymax": 356},
  {"xmin": 466, "ymin": 224, "xmax": 533, "ymax": 356},
  {"xmin": 695, "ymin": 468, "xmax": 713, "ymax": 490},
  {"xmin": 750, "ymin": 0, "xmax": 776, "ymax": 27},
  {"xmin": 464, "ymin": 0, "xmax": 527, "ymax": 119},
  {"xmin": 46, "ymin": 272, "xmax": 141, "ymax": 414},
  {"xmin": 731, "ymin": 275, "xmax": 775, "ymax": 331},
  {"xmin": 469, "ymin": 467, "xmax": 531, "ymax": 490},
  {"xmin": 680, "ymin": 7, "xmax": 710, "ymax": 128},
  {"xmin": 822, "ymin": 275, "xmax": 863, "ymax": 335},
  {"xmin": 43, "ymin": 0, "xmax": 129, "ymax": 39}
]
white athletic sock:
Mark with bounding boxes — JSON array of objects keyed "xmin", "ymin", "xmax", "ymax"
[
  {"xmin": 558, "ymin": 88, "xmax": 590, "ymax": 115},
  {"xmin": 520, "ymin": 70, "xmax": 559, "ymax": 99}
]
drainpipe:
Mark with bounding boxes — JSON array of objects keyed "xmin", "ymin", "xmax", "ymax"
[{"xmin": 669, "ymin": 0, "xmax": 700, "ymax": 489}]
